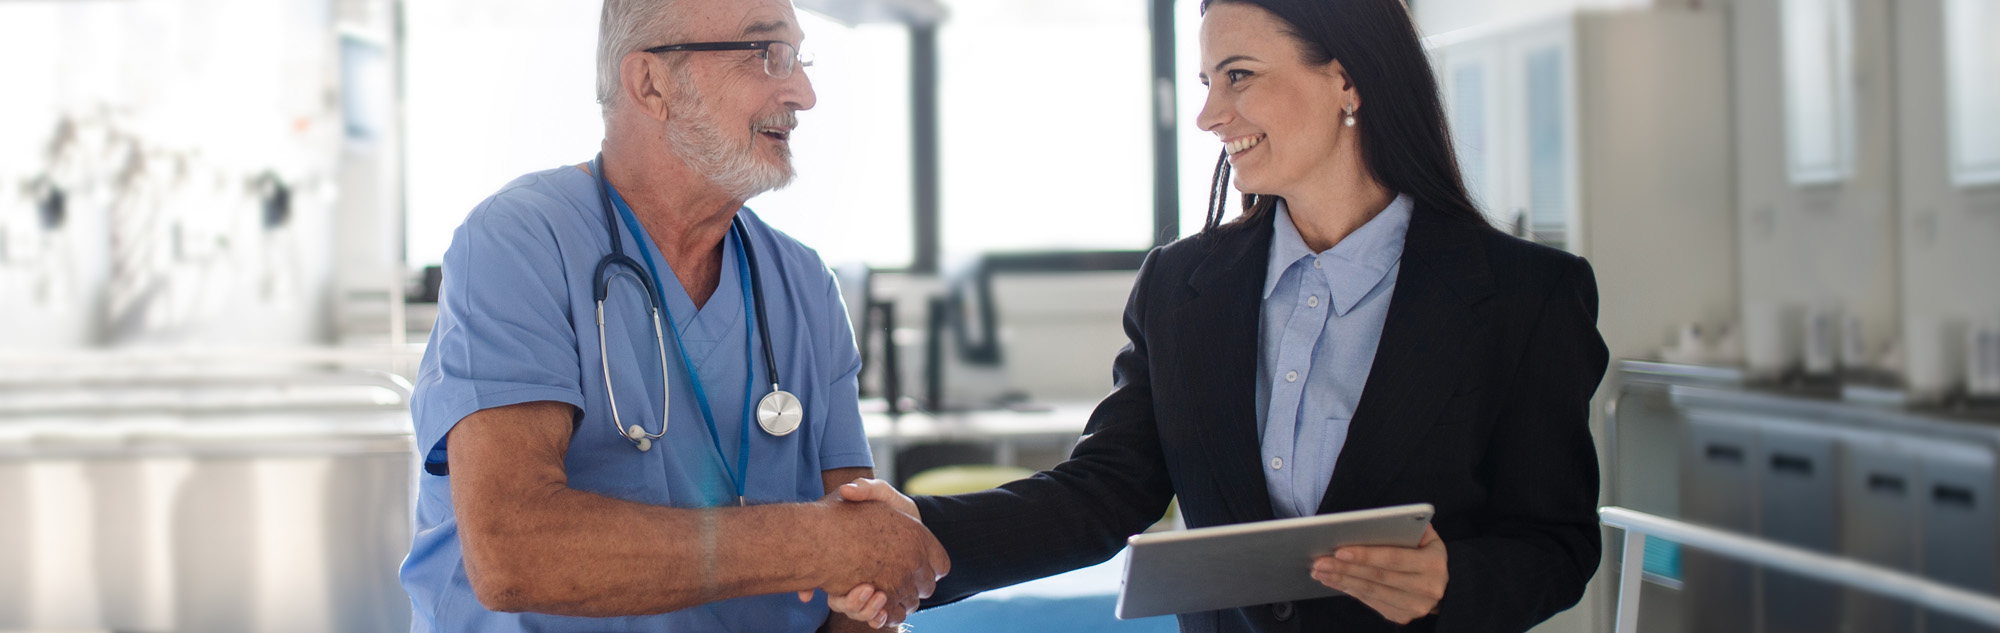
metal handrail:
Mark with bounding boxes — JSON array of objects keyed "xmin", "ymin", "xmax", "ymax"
[{"xmin": 1599, "ymin": 506, "xmax": 2000, "ymax": 632}]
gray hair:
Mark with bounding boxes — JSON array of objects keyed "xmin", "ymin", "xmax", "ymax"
[{"xmin": 596, "ymin": 0, "xmax": 685, "ymax": 124}]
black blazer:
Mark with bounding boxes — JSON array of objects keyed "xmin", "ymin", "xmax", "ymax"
[{"xmin": 913, "ymin": 203, "xmax": 1610, "ymax": 633}]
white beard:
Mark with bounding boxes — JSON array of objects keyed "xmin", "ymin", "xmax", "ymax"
[{"xmin": 664, "ymin": 71, "xmax": 796, "ymax": 200}]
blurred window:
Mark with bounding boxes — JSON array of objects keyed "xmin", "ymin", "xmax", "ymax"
[
  {"xmin": 407, "ymin": 2, "xmax": 1163, "ymax": 269},
  {"xmin": 1174, "ymin": 0, "xmax": 1216, "ymax": 239},
  {"xmin": 747, "ymin": 12, "xmax": 914, "ymax": 268},
  {"xmin": 404, "ymin": 0, "xmax": 602, "ymax": 269},
  {"xmin": 1945, "ymin": 0, "xmax": 2000, "ymax": 187},
  {"xmin": 936, "ymin": 0, "xmax": 1156, "ymax": 257},
  {"xmin": 405, "ymin": 5, "xmax": 912, "ymax": 268},
  {"xmin": 1450, "ymin": 64, "xmax": 1490, "ymax": 214},
  {"xmin": 1779, "ymin": 0, "xmax": 1856, "ymax": 185},
  {"xmin": 1524, "ymin": 46, "xmax": 1567, "ymax": 245}
]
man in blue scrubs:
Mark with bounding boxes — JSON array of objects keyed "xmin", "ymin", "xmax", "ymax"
[{"xmin": 398, "ymin": 0, "xmax": 947, "ymax": 631}]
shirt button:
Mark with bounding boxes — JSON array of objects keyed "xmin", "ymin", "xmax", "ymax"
[
  {"xmin": 1307, "ymin": 295, "xmax": 1320, "ymax": 308},
  {"xmin": 1271, "ymin": 457, "xmax": 1284, "ymax": 470},
  {"xmin": 1286, "ymin": 370, "xmax": 1299, "ymax": 382},
  {"xmin": 1312, "ymin": 258, "xmax": 1322, "ymax": 269}
]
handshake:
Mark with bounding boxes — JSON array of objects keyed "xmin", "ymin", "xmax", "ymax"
[
  {"xmin": 797, "ymin": 479, "xmax": 945, "ymax": 630},
  {"xmin": 798, "ymin": 479, "xmax": 1453, "ymax": 629}
]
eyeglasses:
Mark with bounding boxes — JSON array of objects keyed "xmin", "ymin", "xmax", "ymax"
[{"xmin": 643, "ymin": 40, "xmax": 813, "ymax": 80}]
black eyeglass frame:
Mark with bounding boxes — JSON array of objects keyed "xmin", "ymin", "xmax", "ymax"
[{"xmin": 641, "ymin": 40, "xmax": 811, "ymax": 79}]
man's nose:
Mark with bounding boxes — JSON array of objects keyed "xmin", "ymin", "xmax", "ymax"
[{"xmin": 782, "ymin": 68, "xmax": 816, "ymax": 111}]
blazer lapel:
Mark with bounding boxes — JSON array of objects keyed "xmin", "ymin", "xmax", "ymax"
[
  {"xmin": 1170, "ymin": 218, "xmax": 1277, "ymax": 525},
  {"xmin": 1317, "ymin": 209, "xmax": 1498, "ymax": 515}
]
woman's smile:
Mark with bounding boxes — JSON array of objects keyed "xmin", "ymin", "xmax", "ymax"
[{"xmin": 1225, "ymin": 133, "xmax": 1266, "ymax": 158}]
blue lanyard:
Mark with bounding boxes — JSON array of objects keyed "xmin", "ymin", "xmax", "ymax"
[{"xmin": 607, "ymin": 186, "xmax": 755, "ymax": 506}]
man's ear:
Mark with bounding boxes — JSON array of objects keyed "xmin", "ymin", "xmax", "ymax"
[{"xmin": 620, "ymin": 51, "xmax": 674, "ymax": 123}]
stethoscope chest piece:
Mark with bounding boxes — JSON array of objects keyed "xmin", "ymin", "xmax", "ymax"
[{"xmin": 757, "ymin": 390, "xmax": 804, "ymax": 436}]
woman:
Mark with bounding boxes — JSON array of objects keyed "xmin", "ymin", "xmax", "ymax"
[{"xmin": 830, "ymin": 0, "xmax": 1608, "ymax": 630}]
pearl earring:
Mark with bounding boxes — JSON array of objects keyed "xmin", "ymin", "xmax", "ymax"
[{"xmin": 1343, "ymin": 103, "xmax": 1356, "ymax": 128}]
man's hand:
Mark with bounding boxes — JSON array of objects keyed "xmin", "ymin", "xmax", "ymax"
[
  {"xmin": 800, "ymin": 479, "xmax": 928, "ymax": 629},
  {"xmin": 1310, "ymin": 524, "xmax": 1448, "ymax": 624},
  {"xmin": 798, "ymin": 482, "xmax": 946, "ymax": 630},
  {"xmin": 837, "ymin": 478, "xmax": 919, "ymax": 518}
]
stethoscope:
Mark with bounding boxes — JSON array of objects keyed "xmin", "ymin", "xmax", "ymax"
[{"xmin": 590, "ymin": 153, "xmax": 805, "ymax": 469}]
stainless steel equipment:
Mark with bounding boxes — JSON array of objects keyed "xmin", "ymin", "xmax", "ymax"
[
  {"xmin": 1756, "ymin": 419, "xmax": 1841, "ymax": 633},
  {"xmin": 1681, "ymin": 414, "xmax": 1758, "ymax": 633},
  {"xmin": 0, "ymin": 359, "xmax": 416, "ymax": 633},
  {"xmin": 1841, "ymin": 430, "xmax": 1923, "ymax": 633},
  {"xmin": 1923, "ymin": 443, "xmax": 2000, "ymax": 633},
  {"xmin": 1616, "ymin": 361, "xmax": 2000, "ymax": 633}
]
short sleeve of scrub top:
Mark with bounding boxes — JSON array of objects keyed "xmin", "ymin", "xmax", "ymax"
[
  {"xmin": 800, "ymin": 267, "xmax": 873, "ymax": 470},
  {"xmin": 412, "ymin": 183, "xmax": 588, "ymax": 471}
]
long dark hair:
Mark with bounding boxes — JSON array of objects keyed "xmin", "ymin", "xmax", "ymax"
[{"xmin": 1199, "ymin": 0, "xmax": 1489, "ymax": 233}]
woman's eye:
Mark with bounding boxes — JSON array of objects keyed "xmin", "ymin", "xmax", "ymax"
[{"xmin": 1226, "ymin": 69, "xmax": 1252, "ymax": 84}]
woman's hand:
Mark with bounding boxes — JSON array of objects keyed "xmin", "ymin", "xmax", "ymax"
[
  {"xmin": 803, "ymin": 479, "xmax": 926, "ymax": 630},
  {"xmin": 1310, "ymin": 524, "xmax": 1448, "ymax": 624},
  {"xmin": 818, "ymin": 584, "xmax": 894, "ymax": 630}
]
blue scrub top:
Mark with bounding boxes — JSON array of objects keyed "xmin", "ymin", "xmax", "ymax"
[{"xmin": 401, "ymin": 164, "xmax": 874, "ymax": 633}]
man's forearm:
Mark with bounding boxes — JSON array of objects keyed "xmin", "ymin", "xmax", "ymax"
[
  {"xmin": 465, "ymin": 483, "xmax": 836, "ymax": 616},
  {"xmin": 452, "ymin": 402, "xmax": 937, "ymax": 618},
  {"xmin": 451, "ymin": 402, "xmax": 843, "ymax": 616}
]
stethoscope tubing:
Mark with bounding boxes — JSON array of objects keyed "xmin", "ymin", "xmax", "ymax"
[
  {"xmin": 734, "ymin": 220, "xmax": 783, "ymax": 395},
  {"xmin": 590, "ymin": 153, "xmax": 801, "ymax": 476}
]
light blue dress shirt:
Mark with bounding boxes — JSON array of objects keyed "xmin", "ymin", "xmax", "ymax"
[
  {"xmin": 1256, "ymin": 195, "xmax": 1412, "ymax": 518},
  {"xmin": 401, "ymin": 164, "xmax": 874, "ymax": 633}
]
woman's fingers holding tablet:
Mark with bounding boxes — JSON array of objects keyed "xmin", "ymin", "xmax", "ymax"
[{"xmin": 1311, "ymin": 525, "xmax": 1447, "ymax": 624}]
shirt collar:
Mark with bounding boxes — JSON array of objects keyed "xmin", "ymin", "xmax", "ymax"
[{"xmin": 1262, "ymin": 194, "xmax": 1415, "ymax": 315}]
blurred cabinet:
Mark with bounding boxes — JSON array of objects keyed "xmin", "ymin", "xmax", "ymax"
[
  {"xmin": 1615, "ymin": 365, "xmax": 2000, "ymax": 633},
  {"xmin": 1756, "ymin": 421, "xmax": 1842, "ymax": 633},
  {"xmin": 1921, "ymin": 445, "xmax": 2000, "ymax": 633},
  {"xmin": 1427, "ymin": 9, "xmax": 1737, "ymax": 368},
  {"xmin": 1676, "ymin": 409, "xmax": 2000, "ymax": 633},
  {"xmin": 1841, "ymin": 431, "xmax": 1922, "ymax": 633},
  {"xmin": 1431, "ymin": 17, "xmax": 1577, "ymax": 247},
  {"xmin": 1680, "ymin": 415, "xmax": 1758, "ymax": 633}
]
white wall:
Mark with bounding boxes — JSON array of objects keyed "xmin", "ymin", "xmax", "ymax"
[
  {"xmin": 1575, "ymin": 10, "xmax": 1737, "ymax": 365},
  {"xmin": 1730, "ymin": 0, "xmax": 1901, "ymax": 372},
  {"xmin": 1896, "ymin": 0, "xmax": 2000, "ymax": 395},
  {"xmin": 1413, "ymin": 0, "xmax": 1652, "ymax": 36},
  {"xmin": 0, "ymin": 0, "xmax": 346, "ymax": 350}
]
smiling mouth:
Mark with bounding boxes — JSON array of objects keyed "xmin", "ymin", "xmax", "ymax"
[
  {"xmin": 758, "ymin": 127, "xmax": 792, "ymax": 142},
  {"xmin": 1226, "ymin": 134, "xmax": 1265, "ymax": 156}
]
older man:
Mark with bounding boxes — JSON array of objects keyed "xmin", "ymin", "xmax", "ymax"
[{"xmin": 397, "ymin": 0, "xmax": 945, "ymax": 631}]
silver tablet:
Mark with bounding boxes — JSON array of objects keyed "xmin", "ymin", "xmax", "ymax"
[{"xmin": 1116, "ymin": 503, "xmax": 1435, "ymax": 620}]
